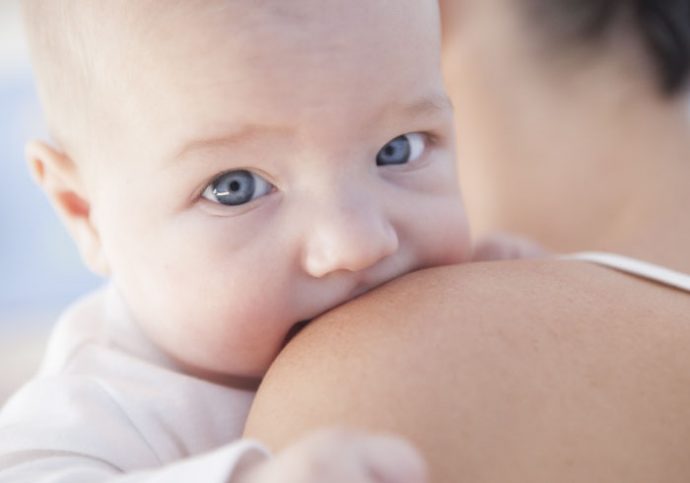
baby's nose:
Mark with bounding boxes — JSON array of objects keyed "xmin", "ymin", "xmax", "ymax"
[{"xmin": 302, "ymin": 202, "xmax": 399, "ymax": 278}]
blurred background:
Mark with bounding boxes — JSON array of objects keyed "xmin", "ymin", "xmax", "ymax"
[{"xmin": 0, "ymin": 1, "xmax": 100, "ymax": 402}]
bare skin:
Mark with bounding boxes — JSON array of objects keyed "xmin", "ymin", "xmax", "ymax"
[
  {"xmin": 243, "ymin": 1, "xmax": 690, "ymax": 481},
  {"xmin": 245, "ymin": 260, "xmax": 690, "ymax": 482}
]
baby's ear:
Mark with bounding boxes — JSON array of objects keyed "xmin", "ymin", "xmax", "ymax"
[{"xmin": 25, "ymin": 140, "xmax": 110, "ymax": 276}]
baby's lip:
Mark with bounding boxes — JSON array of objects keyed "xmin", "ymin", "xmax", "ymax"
[
  {"xmin": 351, "ymin": 274, "xmax": 392, "ymax": 300},
  {"xmin": 281, "ymin": 278, "xmax": 390, "ymax": 348},
  {"xmin": 351, "ymin": 283, "xmax": 373, "ymax": 299},
  {"xmin": 283, "ymin": 319, "xmax": 311, "ymax": 346}
]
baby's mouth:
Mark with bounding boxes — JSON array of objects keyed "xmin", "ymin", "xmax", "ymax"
[
  {"xmin": 283, "ymin": 319, "xmax": 311, "ymax": 346},
  {"xmin": 281, "ymin": 282, "xmax": 382, "ymax": 348}
]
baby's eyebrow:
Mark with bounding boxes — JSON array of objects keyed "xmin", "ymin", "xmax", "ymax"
[
  {"xmin": 396, "ymin": 93, "xmax": 454, "ymax": 118},
  {"xmin": 366, "ymin": 92, "xmax": 454, "ymax": 131},
  {"xmin": 169, "ymin": 94, "xmax": 452, "ymax": 164},
  {"xmin": 170, "ymin": 124, "xmax": 281, "ymax": 164}
]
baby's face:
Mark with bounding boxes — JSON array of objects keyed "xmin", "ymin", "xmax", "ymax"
[{"xmin": 88, "ymin": 0, "xmax": 470, "ymax": 380}]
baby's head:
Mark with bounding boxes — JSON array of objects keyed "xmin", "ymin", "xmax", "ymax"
[{"xmin": 24, "ymin": 0, "xmax": 471, "ymax": 382}]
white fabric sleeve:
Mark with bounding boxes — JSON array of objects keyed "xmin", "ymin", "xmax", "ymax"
[
  {"xmin": 0, "ymin": 441, "xmax": 269, "ymax": 483},
  {"xmin": 0, "ymin": 376, "xmax": 270, "ymax": 483}
]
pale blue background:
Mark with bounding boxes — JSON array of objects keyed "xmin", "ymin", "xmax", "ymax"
[
  {"xmin": 1, "ymin": 3, "xmax": 100, "ymax": 329},
  {"xmin": 1, "ymin": 2, "xmax": 101, "ymax": 400}
]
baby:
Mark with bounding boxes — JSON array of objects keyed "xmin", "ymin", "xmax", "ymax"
[{"xmin": 1, "ymin": 1, "xmax": 473, "ymax": 481}]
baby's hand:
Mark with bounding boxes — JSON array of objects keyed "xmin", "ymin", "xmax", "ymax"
[
  {"xmin": 472, "ymin": 232, "xmax": 546, "ymax": 262},
  {"xmin": 236, "ymin": 428, "xmax": 427, "ymax": 483}
]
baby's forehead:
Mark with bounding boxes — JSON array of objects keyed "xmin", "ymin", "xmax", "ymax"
[
  {"xmin": 24, "ymin": 0, "xmax": 442, "ymax": 163},
  {"xmin": 103, "ymin": 0, "xmax": 441, "ymax": 99},
  {"xmin": 32, "ymin": 1, "xmax": 439, "ymax": 82},
  {"xmin": 126, "ymin": 0, "xmax": 438, "ymax": 52}
]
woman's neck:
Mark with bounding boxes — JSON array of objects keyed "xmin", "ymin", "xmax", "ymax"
[
  {"xmin": 521, "ymin": 96, "xmax": 690, "ymax": 272},
  {"xmin": 440, "ymin": 0, "xmax": 690, "ymax": 272}
]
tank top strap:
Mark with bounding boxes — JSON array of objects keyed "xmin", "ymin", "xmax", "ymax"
[{"xmin": 561, "ymin": 251, "xmax": 690, "ymax": 293}]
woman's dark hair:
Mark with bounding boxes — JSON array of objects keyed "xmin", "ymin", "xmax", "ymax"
[{"xmin": 529, "ymin": 0, "xmax": 690, "ymax": 96}]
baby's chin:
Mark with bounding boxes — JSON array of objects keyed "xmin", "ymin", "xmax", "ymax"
[{"xmin": 170, "ymin": 355, "xmax": 265, "ymax": 390}]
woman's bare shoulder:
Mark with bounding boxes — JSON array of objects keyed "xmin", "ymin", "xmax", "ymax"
[
  {"xmin": 253, "ymin": 258, "xmax": 689, "ymax": 374},
  {"xmin": 245, "ymin": 259, "xmax": 690, "ymax": 482}
]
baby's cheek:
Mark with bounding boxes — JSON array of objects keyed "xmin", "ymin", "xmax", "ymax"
[
  {"xmin": 426, "ymin": 203, "xmax": 472, "ymax": 266},
  {"xmin": 196, "ymin": 299, "xmax": 294, "ymax": 376}
]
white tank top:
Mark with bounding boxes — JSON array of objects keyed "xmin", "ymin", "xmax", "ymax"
[{"xmin": 563, "ymin": 251, "xmax": 690, "ymax": 293}]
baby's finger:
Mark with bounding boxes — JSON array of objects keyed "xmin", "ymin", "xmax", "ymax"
[
  {"xmin": 238, "ymin": 428, "xmax": 427, "ymax": 483},
  {"xmin": 357, "ymin": 433, "xmax": 428, "ymax": 483}
]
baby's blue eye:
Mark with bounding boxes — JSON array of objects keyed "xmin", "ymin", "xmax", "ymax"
[
  {"xmin": 202, "ymin": 170, "xmax": 273, "ymax": 206},
  {"xmin": 376, "ymin": 133, "xmax": 426, "ymax": 166}
]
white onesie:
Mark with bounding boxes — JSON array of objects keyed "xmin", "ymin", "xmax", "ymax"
[{"xmin": 0, "ymin": 285, "xmax": 269, "ymax": 482}]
